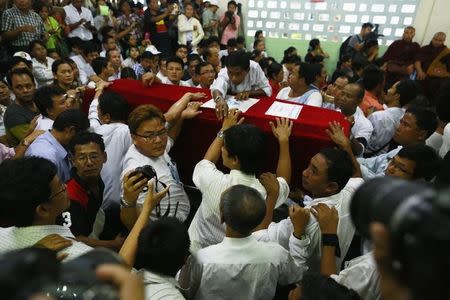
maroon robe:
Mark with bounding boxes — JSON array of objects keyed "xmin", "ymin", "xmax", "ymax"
[{"xmin": 382, "ymin": 39, "xmax": 420, "ymax": 87}]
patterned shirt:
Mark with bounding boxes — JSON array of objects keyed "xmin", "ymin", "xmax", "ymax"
[
  {"xmin": 116, "ymin": 13, "xmax": 143, "ymax": 39},
  {"xmin": 1, "ymin": 6, "xmax": 44, "ymax": 47}
]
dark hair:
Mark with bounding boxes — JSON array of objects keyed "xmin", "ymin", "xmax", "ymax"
[
  {"xmin": 6, "ymin": 68, "xmax": 35, "ymax": 87},
  {"xmin": 319, "ymin": 148, "xmax": 353, "ymax": 191},
  {"xmin": 220, "ymin": 185, "xmax": 266, "ymax": 235},
  {"xmin": 223, "ymin": 124, "xmax": 266, "ymax": 174},
  {"xmin": 67, "ymin": 37, "xmax": 84, "ymax": 49},
  {"xmin": 362, "ymin": 39, "xmax": 379, "ymax": 53},
  {"xmin": 9, "ymin": 56, "xmax": 32, "ymax": 70},
  {"xmin": 267, "ymin": 62, "xmax": 283, "ymax": 80},
  {"xmin": 128, "ymin": 104, "xmax": 165, "ymax": 134},
  {"xmin": 226, "ymin": 50, "xmax": 250, "ymax": 70},
  {"xmin": 227, "ymin": 0, "xmax": 237, "ymax": 7},
  {"xmin": 405, "ymin": 107, "xmax": 438, "ymax": 139},
  {"xmin": 258, "ymin": 57, "xmax": 270, "ymax": 74},
  {"xmin": 195, "ymin": 61, "xmax": 213, "ymax": 75},
  {"xmin": 33, "ymin": 85, "xmax": 65, "ymax": 117},
  {"xmin": 305, "ymin": 63, "xmax": 324, "ymax": 85},
  {"xmin": 175, "ymin": 44, "xmax": 188, "ymax": 52},
  {"xmin": 308, "ymin": 38, "xmax": 320, "ymax": 52},
  {"xmin": 102, "ymin": 36, "xmax": 115, "ymax": 45},
  {"xmin": 396, "ymin": 79, "xmax": 422, "ymax": 107},
  {"xmin": 136, "ymin": 217, "xmax": 190, "ymax": 277},
  {"xmin": 52, "ymin": 59, "xmax": 72, "ymax": 74},
  {"xmin": 236, "ymin": 36, "xmax": 245, "ymax": 44},
  {"xmin": 436, "ymin": 79, "xmax": 450, "ymax": 122},
  {"xmin": 331, "ymin": 70, "xmax": 349, "ymax": 83},
  {"xmin": 33, "ymin": 0, "xmax": 51, "ymax": 13},
  {"xmin": 166, "ymin": 56, "xmax": 184, "ymax": 69},
  {"xmin": 28, "ymin": 39, "xmax": 47, "ymax": 54},
  {"xmin": 100, "ymin": 26, "xmax": 115, "ymax": 39},
  {"xmin": 362, "ymin": 22, "xmax": 374, "ymax": 29},
  {"xmin": 187, "ymin": 54, "xmax": 202, "ymax": 66},
  {"xmin": 91, "ymin": 57, "xmax": 109, "ymax": 75},
  {"xmin": 0, "ymin": 157, "xmax": 57, "ymax": 227},
  {"xmin": 120, "ymin": 67, "xmax": 137, "ymax": 79},
  {"xmin": 254, "ymin": 30, "xmax": 263, "ymax": 39},
  {"xmin": 282, "ymin": 54, "xmax": 302, "ymax": 65},
  {"xmin": 397, "ymin": 145, "xmax": 441, "ymax": 181},
  {"xmin": 362, "ymin": 65, "xmax": 384, "ymax": 91},
  {"xmin": 98, "ymin": 90, "xmax": 129, "ymax": 121},
  {"xmin": 227, "ymin": 38, "xmax": 238, "ymax": 48},
  {"xmin": 52, "ymin": 109, "xmax": 89, "ymax": 132},
  {"xmin": 69, "ymin": 131, "xmax": 105, "ymax": 154},
  {"xmin": 281, "ymin": 46, "xmax": 297, "ymax": 64},
  {"xmin": 202, "ymin": 47, "xmax": 216, "ymax": 61},
  {"xmin": 251, "ymin": 49, "xmax": 262, "ymax": 59},
  {"xmin": 337, "ymin": 54, "xmax": 352, "ymax": 69},
  {"xmin": 82, "ymin": 41, "xmax": 99, "ymax": 57},
  {"xmin": 300, "ymin": 273, "xmax": 361, "ymax": 300},
  {"xmin": 351, "ymin": 58, "xmax": 366, "ymax": 71},
  {"xmin": 253, "ymin": 39, "xmax": 264, "ymax": 49},
  {"xmin": 206, "ymin": 35, "xmax": 220, "ymax": 47}
]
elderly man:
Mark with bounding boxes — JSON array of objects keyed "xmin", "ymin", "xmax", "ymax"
[
  {"xmin": 415, "ymin": 32, "xmax": 450, "ymax": 102},
  {"xmin": 1, "ymin": 0, "xmax": 45, "ymax": 54},
  {"xmin": 382, "ymin": 26, "xmax": 421, "ymax": 87}
]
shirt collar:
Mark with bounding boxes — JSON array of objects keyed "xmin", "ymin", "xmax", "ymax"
[
  {"xmin": 221, "ymin": 235, "xmax": 255, "ymax": 247},
  {"xmin": 305, "ymin": 191, "xmax": 342, "ymax": 207},
  {"xmin": 43, "ymin": 131, "xmax": 68, "ymax": 159}
]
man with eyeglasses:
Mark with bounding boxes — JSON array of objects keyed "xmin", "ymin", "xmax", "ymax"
[
  {"xmin": 63, "ymin": 131, "xmax": 125, "ymax": 250},
  {"xmin": 195, "ymin": 61, "xmax": 216, "ymax": 89},
  {"xmin": 120, "ymin": 92, "xmax": 204, "ymax": 229}
]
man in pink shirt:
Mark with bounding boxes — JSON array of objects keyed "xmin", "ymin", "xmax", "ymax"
[{"xmin": 220, "ymin": 1, "xmax": 240, "ymax": 48}]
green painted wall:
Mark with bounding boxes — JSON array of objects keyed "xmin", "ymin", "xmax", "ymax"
[{"xmin": 251, "ymin": 38, "xmax": 388, "ymax": 74}]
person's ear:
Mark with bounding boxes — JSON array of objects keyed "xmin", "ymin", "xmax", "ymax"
[
  {"xmin": 417, "ymin": 129, "xmax": 427, "ymax": 142},
  {"xmin": 325, "ymin": 181, "xmax": 339, "ymax": 195},
  {"xmin": 102, "ymin": 151, "xmax": 107, "ymax": 164},
  {"xmin": 35, "ymin": 202, "xmax": 51, "ymax": 220},
  {"xmin": 230, "ymin": 155, "xmax": 240, "ymax": 169}
]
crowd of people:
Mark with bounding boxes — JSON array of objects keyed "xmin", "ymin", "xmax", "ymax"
[{"xmin": 0, "ymin": 0, "xmax": 450, "ymax": 299}]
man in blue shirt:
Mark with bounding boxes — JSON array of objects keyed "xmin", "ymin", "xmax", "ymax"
[{"xmin": 25, "ymin": 109, "xmax": 89, "ymax": 182}]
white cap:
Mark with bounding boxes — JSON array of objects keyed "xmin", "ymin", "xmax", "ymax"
[
  {"xmin": 208, "ymin": 0, "xmax": 219, "ymax": 6},
  {"xmin": 13, "ymin": 51, "xmax": 32, "ymax": 62},
  {"xmin": 145, "ymin": 45, "xmax": 162, "ymax": 55}
]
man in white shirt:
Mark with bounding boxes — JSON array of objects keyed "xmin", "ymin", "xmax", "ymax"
[
  {"xmin": 120, "ymin": 92, "xmax": 204, "ymax": 225},
  {"xmin": 64, "ymin": 0, "xmax": 95, "ymax": 41},
  {"xmin": 194, "ymin": 61, "xmax": 215, "ymax": 89},
  {"xmin": 254, "ymin": 147, "xmax": 363, "ymax": 273},
  {"xmin": 181, "ymin": 185, "xmax": 307, "ymax": 299},
  {"xmin": 334, "ymin": 83, "xmax": 373, "ymax": 156},
  {"xmin": 70, "ymin": 41, "xmax": 99, "ymax": 85},
  {"xmin": 160, "ymin": 56, "xmax": 191, "ymax": 87},
  {"xmin": 366, "ymin": 79, "xmax": 421, "ymax": 156},
  {"xmin": 189, "ymin": 111, "xmax": 291, "ymax": 251},
  {"xmin": 211, "ymin": 50, "xmax": 271, "ymax": 119},
  {"xmin": 0, "ymin": 157, "xmax": 92, "ymax": 261},
  {"xmin": 33, "ymin": 85, "xmax": 72, "ymax": 131}
]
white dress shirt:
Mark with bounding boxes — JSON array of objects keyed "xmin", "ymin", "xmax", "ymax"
[
  {"xmin": 121, "ymin": 143, "xmax": 190, "ymax": 221},
  {"xmin": 210, "ymin": 60, "xmax": 272, "ymax": 97},
  {"xmin": 253, "ymin": 178, "xmax": 364, "ymax": 273},
  {"xmin": 439, "ymin": 123, "xmax": 450, "ymax": 158},
  {"xmin": 331, "ymin": 252, "xmax": 381, "ymax": 300},
  {"xmin": 32, "ymin": 57, "xmax": 55, "ymax": 87},
  {"xmin": 276, "ymin": 87, "xmax": 323, "ymax": 107},
  {"xmin": 70, "ymin": 54, "xmax": 95, "ymax": 85},
  {"xmin": 188, "ymin": 159, "xmax": 289, "ymax": 252},
  {"xmin": 35, "ymin": 114, "xmax": 54, "ymax": 131},
  {"xmin": 352, "ymin": 107, "xmax": 374, "ymax": 150},
  {"xmin": 89, "ymin": 98, "xmax": 132, "ymax": 210},
  {"xmin": 122, "ymin": 57, "xmax": 138, "ymax": 68},
  {"xmin": 0, "ymin": 225, "xmax": 92, "ymax": 261},
  {"xmin": 367, "ymin": 107, "xmax": 404, "ymax": 154},
  {"xmin": 139, "ymin": 269, "xmax": 185, "ymax": 300},
  {"xmin": 426, "ymin": 132, "xmax": 443, "ymax": 152},
  {"xmin": 161, "ymin": 77, "xmax": 191, "ymax": 87},
  {"xmin": 358, "ymin": 146, "xmax": 402, "ymax": 180},
  {"xmin": 181, "ymin": 235, "xmax": 306, "ymax": 300},
  {"xmin": 64, "ymin": 4, "xmax": 94, "ymax": 41}
]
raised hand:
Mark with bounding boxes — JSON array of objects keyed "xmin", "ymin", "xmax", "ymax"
[
  {"xmin": 215, "ymin": 97, "xmax": 229, "ymax": 120},
  {"xmin": 259, "ymin": 172, "xmax": 279, "ymax": 199},
  {"xmin": 182, "ymin": 101, "xmax": 203, "ymax": 119},
  {"xmin": 122, "ymin": 170, "xmax": 147, "ymax": 205},
  {"xmin": 311, "ymin": 203, "xmax": 338, "ymax": 234},
  {"xmin": 270, "ymin": 117, "xmax": 293, "ymax": 143},
  {"xmin": 142, "ymin": 180, "xmax": 170, "ymax": 211},
  {"xmin": 221, "ymin": 108, "xmax": 244, "ymax": 131},
  {"xmin": 325, "ymin": 121, "xmax": 351, "ymax": 151},
  {"xmin": 289, "ymin": 204, "xmax": 310, "ymax": 238}
]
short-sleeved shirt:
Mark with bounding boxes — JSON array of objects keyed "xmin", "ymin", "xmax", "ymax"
[
  {"xmin": 276, "ymin": 87, "xmax": 323, "ymax": 107},
  {"xmin": 64, "ymin": 4, "xmax": 94, "ymax": 41},
  {"xmin": 1, "ymin": 6, "xmax": 44, "ymax": 47},
  {"xmin": 220, "ymin": 13, "xmax": 240, "ymax": 45}
]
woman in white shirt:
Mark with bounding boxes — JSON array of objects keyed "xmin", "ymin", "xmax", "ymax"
[
  {"xmin": 177, "ymin": 3, "xmax": 204, "ymax": 53},
  {"xmin": 276, "ymin": 62, "xmax": 323, "ymax": 107},
  {"xmin": 30, "ymin": 40, "xmax": 55, "ymax": 87}
]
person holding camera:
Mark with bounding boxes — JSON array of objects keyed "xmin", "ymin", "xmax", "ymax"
[
  {"xmin": 120, "ymin": 92, "xmax": 204, "ymax": 227},
  {"xmin": 219, "ymin": 0, "xmax": 240, "ymax": 48}
]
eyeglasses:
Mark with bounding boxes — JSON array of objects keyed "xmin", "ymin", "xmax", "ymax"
[
  {"xmin": 134, "ymin": 128, "xmax": 168, "ymax": 142},
  {"xmin": 74, "ymin": 154, "xmax": 102, "ymax": 164},
  {"xmin": 50, "ymin": 184, "xmax": 67, "ymax": 199}
]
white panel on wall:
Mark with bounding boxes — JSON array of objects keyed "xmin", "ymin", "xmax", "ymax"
[
  {"xmin": 371, "ymin": 4, "xmax": 385, "ymax": 13},
  {"xmin": 343, "ymin": 3, "xmax": 356, "ymax": 11},
  {"xmin": 267, "ymin": 1, "xmax": 277, "ymax": 9},
  {"xmin": 373, "ymin": 16, "xmax": 387, "ymax": 24},
  {"xmin": 270, "ymin": 11, "xmax": 280, "ymax": 19}
]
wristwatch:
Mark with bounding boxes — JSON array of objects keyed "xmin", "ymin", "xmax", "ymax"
[
  {"xmin": 120, "ymin": 197, "xmax": 136, "ymax": 208},
  {"xmin": 217, "ymin": 130, "xmax": 224, "ymax": 139},
  {"xmin": 214, "ymin": 95, "xmax": 224, "ymax": 103},
  {"xmin": 20, "ymin": 138, "xmax": 31, "ymax": 147}
]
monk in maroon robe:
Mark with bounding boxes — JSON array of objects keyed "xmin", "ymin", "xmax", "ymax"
[
  {"xmin": 382, "ymin": 26, "xmax": 420, "ymax": 87},
  {"xmin": 415, "ymin": 32, "xmax": 449, "ymax": 104}
]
